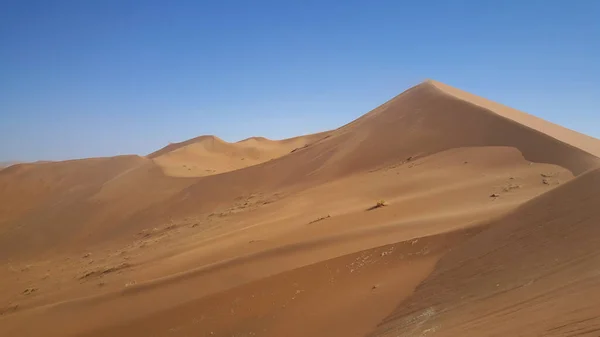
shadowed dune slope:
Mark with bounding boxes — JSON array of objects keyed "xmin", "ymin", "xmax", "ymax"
[
  {"xmin": 430, "ymin": 80, "xmax": 600, "ymax": 158},
  {"xmin": 369, "ymin": 167, "xmax": 600, "ymax": 337}
]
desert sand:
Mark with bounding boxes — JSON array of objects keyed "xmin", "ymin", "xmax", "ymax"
[
  {"xmin": 1, "ymin": 80, "xmax": 599, "ymax": 337},
  {"xmin": 0, "ymin": 162, "xmax": 19, "ymax": 170},
  {"xmin": 149, "ymin": 133, "xmax": 331, "ymax": 177}
]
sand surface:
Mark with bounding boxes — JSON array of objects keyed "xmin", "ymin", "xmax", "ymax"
[
  {"xmin": 149, "ymin": 133, "xmax": 331, "ymax": 177},
  {"xmin": 1, "ymin": 80, "xmax": 599, "ymax": 336}
]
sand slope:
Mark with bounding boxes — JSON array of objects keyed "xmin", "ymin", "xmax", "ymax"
[
  {"xmin": 1, "ymin": 80, "xmax": 600, "ymax": 337},
  {"xmin": 0, "ymin": 156, "xmax": 199, "ymax": 259},
  {"xmin": 0, "ymin": 145, "xmax": 570, "ymax": 337},
  {"xmin": 369, "ymin": 167, "xmax": 600, "ymax": 337},
  {"xmin": 430, "ymin": 80, "xmax": 600, "ymax": 158}
]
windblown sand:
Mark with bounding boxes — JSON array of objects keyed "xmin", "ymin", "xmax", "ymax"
[{"xmin": 1, "ymin": 80, "xmax": 599, "ymax": 337}]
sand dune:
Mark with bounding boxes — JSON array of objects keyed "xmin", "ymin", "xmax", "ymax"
[
  {"xmin": 0, "ymin": 162, "xmax": 19, "ymax": 170},
  {"xmin": 149, "ymin": 132, "xmax": 330, "ymax": 177},
  {"xmin": 370, "ymin": 167, "xmax": 600, "ymax": 337},
  {"xmin": 1, "ymin": 80, "xmax": 599, "ymax": 337},
  {"xmin": 130, "ymin": 81, "xmax": 599, "ymax": 227}
]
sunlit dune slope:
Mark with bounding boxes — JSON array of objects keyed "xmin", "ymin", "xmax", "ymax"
[{"xmin": 148, "ymin": 133, "xmax": 331, "ymax": 177}]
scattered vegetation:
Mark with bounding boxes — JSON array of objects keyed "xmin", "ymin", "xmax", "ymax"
[
  {"xmin": 368, "ymin": 200, "xmax": 388, "ymax": 211},
  {"xmin": 22, "ymin": 288, "xmax": 38, "ymax": 295},
  {"xmin": 79, "ymin": 262, "xmax": 131, "ymax": 280},
  {"xmin": 503, "ymin": 184, "xmax": 521, "ymax": 192},
  {"xmin": 309, "ymin": 215, "xmax": 331, "ymax": 224},
  {"xmin": 290, "ymin": 144, "xmax": 310, "ymax": 153}
]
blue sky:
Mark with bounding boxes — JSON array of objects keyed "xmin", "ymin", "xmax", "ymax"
[{"xmin": 1, "ymin": 0, "xmax": 598, "ymax": 161}]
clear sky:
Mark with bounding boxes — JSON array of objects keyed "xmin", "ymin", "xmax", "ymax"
[{"xmin": 1, "ymin": 0, "xmax": 598, "ymax": 162}]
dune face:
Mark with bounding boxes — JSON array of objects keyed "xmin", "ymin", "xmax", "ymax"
[
  {"xmin": 430, "ymin": 80, "xmax": 600, "ymax": 158},
  {"xmin": 1, "ymin": 81, "xmax": 599, "ymax": 337},
  {"xmin": 369, "ymin": 167, "xmax": 600, "ymax": 337}
]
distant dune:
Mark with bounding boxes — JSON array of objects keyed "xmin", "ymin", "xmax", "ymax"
[
  {"xmin": 0, "ymin": 161, "xmax": 20, "ymax": 170},
  {"xmin": 148, "ymin": 132, "xmax": 331, "ymax": 177},
  {"xmin": 0, "ymin": 80, "xmax": 599, "ymax": 337}
]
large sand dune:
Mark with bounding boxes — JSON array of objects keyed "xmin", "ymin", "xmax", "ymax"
[{"xmin": 0, "ymin": 80, "xmax": 599, "ymax": 336}]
